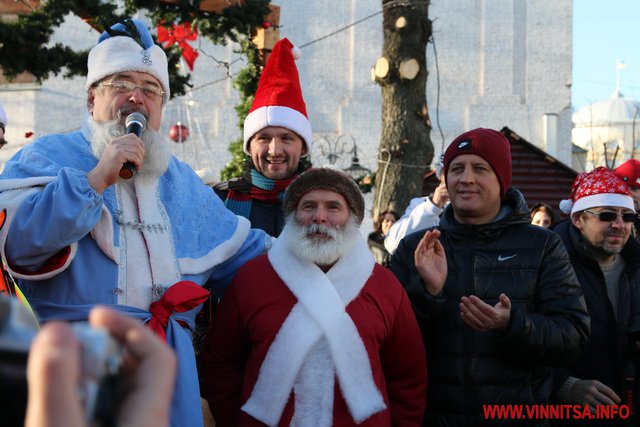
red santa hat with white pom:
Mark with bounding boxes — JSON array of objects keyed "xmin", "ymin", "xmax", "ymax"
[
  {"xmin": 243, "ymin": 38, "xmax": 312, "ymax": 156},
  {"xmin": 559, "ymin": 166, "xmax": 635, "ymax": 216}
]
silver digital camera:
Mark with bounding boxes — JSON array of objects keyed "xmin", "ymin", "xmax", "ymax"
[{"xmin": 0, "ymin": 295, "xmax": 123, "ymax": 427}]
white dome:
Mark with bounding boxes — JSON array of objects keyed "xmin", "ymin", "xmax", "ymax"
[{"xmin": 573, "ymin": 91, "xmax": 640, "ymax": 126}]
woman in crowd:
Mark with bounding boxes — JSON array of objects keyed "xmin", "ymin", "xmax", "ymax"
[
  {"xmin": 368, "ymin": 210, "xmax": 398, "ymax": 266},
  {"xmin": 530, "ymin": 202, "xmax": 554, "ymax": 228}
]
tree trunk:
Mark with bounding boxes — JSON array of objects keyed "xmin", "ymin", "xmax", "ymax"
[{"xmin": 373, "ymin": 0, "xmax": 432, "ymax": 219}]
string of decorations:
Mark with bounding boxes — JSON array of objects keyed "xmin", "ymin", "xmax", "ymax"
[{"xmin": 186, "ymin": 7, "xmax": 386, "ymax": 94}]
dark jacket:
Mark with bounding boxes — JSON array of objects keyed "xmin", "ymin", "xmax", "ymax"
[
  {"xmin": 367, "ymin": 231, "xmax": 391, "ymax": 267},
  {"xmin": 553, "ymin": 220, "xmax": 640, "ymax": 425},
  {"xmin": 214, "ymin": 184, "xmax": 285, "ymax": 237},
  {"xmin": 389, "ymin": 187, "xmax": 590, "ymax": 427}
]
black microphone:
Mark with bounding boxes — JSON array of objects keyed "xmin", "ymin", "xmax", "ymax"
[{"xmin": 119, "ymin": 112, "xmax": 147, "ymax": 179}]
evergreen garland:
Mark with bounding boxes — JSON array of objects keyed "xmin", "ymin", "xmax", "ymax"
[
  {"xmin": 220, "ymin": 38, "xmax": 262, "ymax": 181},
  {"xmin": 0, "ymin": 0, "xmax": 270, "ymax": 97}
]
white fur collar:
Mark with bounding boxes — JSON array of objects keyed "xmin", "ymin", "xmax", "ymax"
[{"xmin": 242, "ymin": 235, "xmax": 385, "ymax": 426}]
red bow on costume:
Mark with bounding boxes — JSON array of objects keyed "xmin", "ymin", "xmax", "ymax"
[
  {"xmin": 157, "ymin": 22, "xmax": 199, "ymax": 70},
  {"xmin": 148, "ymin": 280, "xmax": 209, "ymax": 342}
]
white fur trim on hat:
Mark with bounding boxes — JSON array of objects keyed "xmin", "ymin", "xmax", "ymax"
[
  {"xmin": 571, "ymin": 193, "xmax": 635, "ymax": 216},
  {"xmin": 243, "ymin": 105, "xmax": 312, "ymax": 156},
  {"xmin": 559, "ymin": 199, "xmax": 573, "ymax": 215},
  {"xmin": 85, "ymin": 36, "xmax": 170, "ymax": 103}
]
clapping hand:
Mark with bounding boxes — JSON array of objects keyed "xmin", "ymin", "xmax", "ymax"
[{"xmin": 414, "ymin": 229, "xmax": 447, "ymax": 296}]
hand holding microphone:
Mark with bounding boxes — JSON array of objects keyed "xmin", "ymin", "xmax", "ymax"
[{"xmin": 119, "ymin": 112, "xmax": 147, "ymax": 179}]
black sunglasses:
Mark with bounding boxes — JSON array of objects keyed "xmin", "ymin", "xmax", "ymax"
[{"xmin": 583, "ymin": 210, "xmax": 638, "ymax": 223}]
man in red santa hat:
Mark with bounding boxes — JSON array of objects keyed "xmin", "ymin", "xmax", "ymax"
[
  {"xmin": 201, "ymin": 167, "xmax": 427, "ymax": 426},
  {"xmin": 215, "ymin": 37, "xmax": 311, "ymax": 237}
]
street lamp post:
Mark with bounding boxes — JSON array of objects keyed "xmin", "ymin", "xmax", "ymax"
[
  {"xmin": 341, "ymin": 135, "xmax": 371, "ymax": 182},
  {"xmin": 314, "ymin": 133, "xmax": 371, "ymax": 182},
  {"xmin": 315, "ymin": 134, "xmax": 348, "ymax": 166}
]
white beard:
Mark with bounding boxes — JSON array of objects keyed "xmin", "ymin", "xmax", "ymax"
[
  {"xmin": 281, "ymin": 214, "xmax": 361, "ymax": 267},
  {"xmin": 88, "ymin": 116, "xmax": 171, "ymax": 179}
]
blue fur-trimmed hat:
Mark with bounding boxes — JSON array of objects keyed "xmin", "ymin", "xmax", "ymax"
[{"xmin": 85, "ymin": 19, "xmax": 170, "ymax": 103}]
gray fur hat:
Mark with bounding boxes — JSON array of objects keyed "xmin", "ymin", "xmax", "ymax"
[{"xmin": 283, "ymin": 167, "xmax": 365, "ymax": 224}]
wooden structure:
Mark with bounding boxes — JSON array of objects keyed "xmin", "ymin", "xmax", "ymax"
[
  {"xmin": 252, "ymin": 4, "xmax": 280, "ymax": 64},
  {"xmin": 0, "ymin": 0, "xmax": 39, "ymax": 14},
  {"xmin": 421, "ymin": 127, "xmax": 578, "ymax": 218}
]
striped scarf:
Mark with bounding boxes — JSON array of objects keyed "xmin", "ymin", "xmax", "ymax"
[{"xmin": 225, "ymin": 168, "xmax": 297, "ymax": 220}]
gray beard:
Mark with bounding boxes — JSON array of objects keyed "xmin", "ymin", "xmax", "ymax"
[
  {"xmin": 88, "ymin": 116, "xmax": 171, "ymax": 180},
  {"xmin": 281, "ymin": 214, "xmax": 360, "ymax": 267},
  {"xmin": 583, "ymin": 233, "xmax": 626, "ymax": 260}
]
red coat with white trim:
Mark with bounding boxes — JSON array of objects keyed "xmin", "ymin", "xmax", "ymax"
[{"xmin": 200, "ymin": 254, "xmax": 427, "ymax": 426}]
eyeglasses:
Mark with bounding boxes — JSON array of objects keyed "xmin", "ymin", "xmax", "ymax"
[
  {"xmin": 99, "ymin": 80, "xmax": 165, "ymax": 102},
  {"xmin": 583, "ymin": 210, "xmax": 638, "ymax": 223}
]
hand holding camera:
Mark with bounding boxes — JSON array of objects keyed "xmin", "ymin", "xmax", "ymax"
[{"xmin": 25, "ymin": 306, "xmax": 177, "ymax": 427}]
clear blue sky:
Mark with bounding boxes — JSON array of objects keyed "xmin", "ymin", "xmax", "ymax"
[{"xmin": 573, "ymin": 0, "xmax": 640, "ymax": 111}]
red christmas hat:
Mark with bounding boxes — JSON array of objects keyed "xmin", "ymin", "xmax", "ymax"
[
  {"xmin": 614, "ymin": 159, "xmax": 640, "ymax": 188},
  {"xmin": 443, "ymin": 128, "xmax": 512, "ymax": 197},
  {"xmin": 559, "ymin": 166, "xmax": 634, "ymax": 215},
  {"xmin": 243, "ymin": 38, "xmax": 312, "ymax": 155}
]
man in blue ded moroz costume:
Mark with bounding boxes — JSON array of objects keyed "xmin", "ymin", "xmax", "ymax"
[{"xmin": 0, "ymin": 19, "xmax": 269, "ymax": 426}]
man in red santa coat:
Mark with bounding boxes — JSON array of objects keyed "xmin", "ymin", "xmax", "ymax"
[{"xmin": 200, "ymin": 167, "xmax": 427, "ymax": 426}]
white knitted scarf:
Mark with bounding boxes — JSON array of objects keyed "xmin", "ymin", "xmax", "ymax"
[{"xmin": 241, "ymin": 233, "xmax": 386, "ymax": 426}]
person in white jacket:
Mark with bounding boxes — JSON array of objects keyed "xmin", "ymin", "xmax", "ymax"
[{"xmin": 384, "ymin": 171, "xmax": 449, "ymax": 255}]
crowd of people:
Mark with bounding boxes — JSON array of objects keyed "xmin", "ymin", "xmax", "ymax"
[{"xmin": 1, "ymin": 17, "xmax": 639, "ymax": 427}]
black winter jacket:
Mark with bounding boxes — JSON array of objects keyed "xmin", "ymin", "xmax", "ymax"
[
  {"xmin": 552, "ymin": 220, "xmax": 640, "ymax": 425},
  {"xmin": 390, "ymin": 187, "xmax": 590, "ymax": 427},
  {"xmin": 367, "ymin": 231, "xmax": 391, "ymax": 266}
]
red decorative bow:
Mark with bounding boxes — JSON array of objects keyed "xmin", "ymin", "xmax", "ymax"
[
  {"xmin": 157, "ymin": 22, "xmax": 199, "ymax": 70},
  {"xmin": 148, "ymin": 280, "xmax": 210, "ymax": 342}
]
